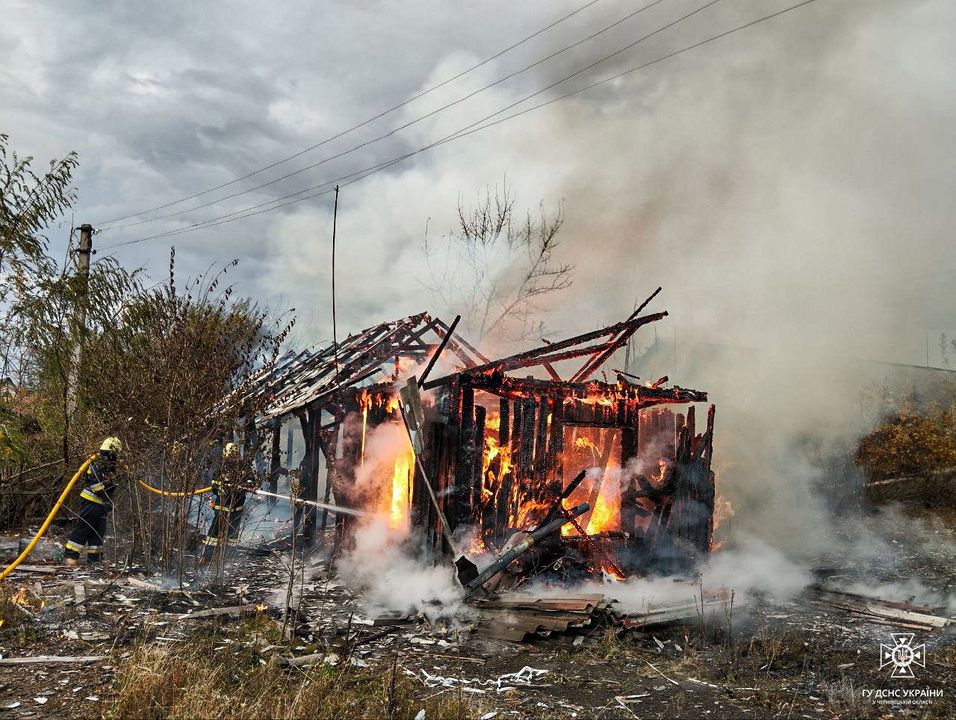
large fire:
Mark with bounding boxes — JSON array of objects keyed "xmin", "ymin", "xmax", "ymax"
[
  {"xmin": 478, "ymin": 412, "xmax": 626, "ymax": 540},
  {"xmin": 389, "ymin": 449, "xmax": 414, "ymax": 530},
  {"xmin": 358, "ymin": 389, "xmax": 415, "ymax": 530},
  {"xmin": 357, "ymin": 387, "xmax": 711, "ymax": 578}
]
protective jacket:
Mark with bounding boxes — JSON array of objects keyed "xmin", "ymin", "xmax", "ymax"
[
  {"xmin": 211, "ymin": 469, "xmax": 246, "ymax": 515},
  {"xmin": 65, "ymin": 458, "xmax": 118, "ymax": 562},
  {"xmin": 203, "ymin": 457, "xmax": 250, "ymax": 557},
  {"xmin": 78, "ymin": 459, "xmax": 118, "ymax": 509}
]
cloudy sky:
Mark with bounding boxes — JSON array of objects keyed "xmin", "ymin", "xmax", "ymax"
[
  {"xmin": 3, "ymin": 0, "xmax": 955, "ymax": 366},
  {"xmin": 6, "ymin": 0, "xmax": 956, "ymax": 546}
]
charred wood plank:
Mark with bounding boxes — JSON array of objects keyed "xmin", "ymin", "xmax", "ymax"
[
  {"xmin": 422, "ymin": 312, "xmax": 668, "ymax": 390},
  {"xmin": 472, "ymin": 404, "xmax": 486, "ymax": 521},
  {"xmin": 547, "ymin": 399, "xmax": 564, "ymax": 485},
  {"xmin": 419, "ymin": 314, "xmax": 460, "ymax": 384},
  {"xmin": 520, "ymin": 396, "xmax": 536, "ymax": 495},
  {"xmin": 534, "ymin": 396, "xmax": 550, "ymax": 485},
  {"xmin": 434, "ymin": 317, "xmax": 489, "ymax": 366},
  {"xmin": 499, "ymin": 397, "xmax": 510, "ymax": 447},
  {"xmin": 452, "ymin": 381, "xmax": 475, "ymax": 529},
  {"xmin": 571, "ymin": 288, "xmax": 663, "ymax": 382}
]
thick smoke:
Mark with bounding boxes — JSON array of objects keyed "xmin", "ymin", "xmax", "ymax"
[
  {"xmin": 270, "ymin": 1, "xmax": 956, "ymax": 602},
  {"xmin": 337, "ymin": 421, "xmax": 465, "ymax": 619},
  {"xmin": 4, "ymin": 0, "xmax": 953, "ymax": 612},
  {"xmin": 337, "ymin": 517, "xmax": 465, "ymax": 621}
]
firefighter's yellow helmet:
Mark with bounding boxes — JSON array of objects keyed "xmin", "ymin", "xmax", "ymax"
[
  {"xmin": 223, "ymin": 442, "xmax": 239, "ymax": 459},
  {"xmin": 100, "ymin": 436, "xmax": 123, "ymax": 454}
]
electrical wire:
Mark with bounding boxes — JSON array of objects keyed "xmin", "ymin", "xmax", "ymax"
[
  {"xmin": 97, "ymin": 0, "xmax": 716, "ymax": 248},
  {"xmin": 97, "ymin": 0, "xmax": 672, "ymax": 233},
  {"xmin": 98, "ymin": 0, "xmax": 823, "ymax": 252},
  {"xmin": 94, "ymin": 0, "xmax": 608, "ymax": 228}
]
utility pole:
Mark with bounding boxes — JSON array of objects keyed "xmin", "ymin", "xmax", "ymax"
[
  {"xmin": 66, "ymin": 224, "xmax": 93, "ymax": 448},
  {"xmin": 331, "ymin": 186, "xmax": 340, "ymax": 378}
]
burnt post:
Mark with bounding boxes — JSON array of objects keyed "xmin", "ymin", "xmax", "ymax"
[
  {"xmin": 472, "ymin": 404, "xmax": 486, "ymax": 521},
  {"xmin": 295, "ymin": 411, "xmax": 313, "ymax": 538},
  {"xmin": 620, "ymin": 400, "xmax": 638, "ymax": 469},
  {"xmin": 499, "ymin": 397, "xmax": 522, "ymax": 528},
  {"xmin": 269, "ymin": 422, "xmax": 282, "ymax": 506},
  {"xmin": 534, "ymin": 396, "xmax": 550, "ymax": 488},
  {"xmin": 519, "ymin": 395, "xmax": 536, "ymax": 495},
  {"xmin": 498, "ymin": 397, "xmax": 510, "ymax": 447},
  {"xmin": 547, "ymin": 397, "xmax": 564, "ymax": 489},
  {"xmin": 453, "ymin": 380, "xmax": 476, "ymax": 528},
  {"xmin": 302, "ymin": 407, "xmax": 323, "ymax": 544},
  {"xmin": 318, "ymin": 424, "xmax": 339, "ymax": 541}
]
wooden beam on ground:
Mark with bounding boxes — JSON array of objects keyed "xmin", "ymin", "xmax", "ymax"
[{"xmin": 0, "ymin": 655, "xmax": 105, "ymax": 665}]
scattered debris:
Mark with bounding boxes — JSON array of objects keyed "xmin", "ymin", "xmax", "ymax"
[
  {"xmin": 809, "ymin": 585, "xmax": 952, "ymax": 630},
  {"xmin": 0, "ymin": 656, "xmax": 105, "ymax": 666},
  {"xmin": 419, "ymin": 666, "xmax": 548, "ymax": 694}
]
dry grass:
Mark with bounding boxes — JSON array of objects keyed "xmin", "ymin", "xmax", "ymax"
[{"xmin": 108, "ymin": 618, "xmax": 478, "ymax": 720}]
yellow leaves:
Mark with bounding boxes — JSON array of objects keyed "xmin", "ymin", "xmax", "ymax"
[{"xmin": 856, "ymin": 404, "xmax": 956, "ymax": 480}]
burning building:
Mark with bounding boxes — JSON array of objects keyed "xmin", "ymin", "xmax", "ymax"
[{"xmin": 244, "ymin": 290, "xmax": 716, "ymax": 581}]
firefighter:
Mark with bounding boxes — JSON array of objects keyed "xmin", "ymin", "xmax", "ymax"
[
  {"xmin": 202, "ymin": 442, "xmax": 248, "ymax": 560},
  {"xmin": 64, "ymin": 437, "xmax": 123, "ymax": 566}
]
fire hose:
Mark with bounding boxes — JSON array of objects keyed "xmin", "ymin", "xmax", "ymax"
[
  {"xmin": 0, "ymin": 460, "xmax": 364, "ymax": 581},
  {"xmin": 247, "ymin": 488, "xmax": 369, "ymax": 517},
  {"xmin": 0, "ymin": 454, "xmax": 97, "ymax": 582},
  {"xmin": 137, "ymin": 480, "xmax": 211, "ymax": 497},
  {"xmin": 138, "ymin": 481, "xmax": 368, "ymax": 518}
]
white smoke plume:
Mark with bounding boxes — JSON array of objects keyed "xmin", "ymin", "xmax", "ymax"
[
  {"xmin": 264, "ymin": 1, "xmax": 956, "ymax": 604},
  {"xmin": 336, "ymin": 516, "xmax": 464, "ymax": 621},
  {"xmin": 338, "ymin": 421, "xmax": 464, "ymax": 619}
]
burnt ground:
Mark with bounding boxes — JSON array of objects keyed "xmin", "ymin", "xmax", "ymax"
[{"xmin": 0, "ymin": 515, "xmax": 952, "ymax": 720}]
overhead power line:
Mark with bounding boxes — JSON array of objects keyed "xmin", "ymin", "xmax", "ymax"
[
  {"xmin": 98, "ymin": 0, "xmax": 824, "ymax": 253},
  {"xmin": 98, "ymin": 0, "xmax": 712, "ymax": 247},
  {"xmin": 98, "ymin": 0, "xmax": 673, "ymax": 233},
  {"xmin": 94, "ymin": 0, "xmax": 607, "ymax": 227}
]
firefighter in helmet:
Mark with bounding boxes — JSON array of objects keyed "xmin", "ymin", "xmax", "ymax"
[
  {"xmin": 64, "ymin": 436, "xmax": 123, "ymax": 566},
  {"xmin": 202, "ymin": 442, "xmax": 248, "ymax": 560}
]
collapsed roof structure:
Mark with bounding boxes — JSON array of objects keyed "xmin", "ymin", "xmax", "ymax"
[{"xmin": 239, "ymin": 289, "xmax": 716, "ymax": 578}]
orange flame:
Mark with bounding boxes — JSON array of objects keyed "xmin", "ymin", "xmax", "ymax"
[
  {"xmin": 711, "ymin": 492, "xmax": 734, "ymax": 551},
  {"xmin": 389, "ymin": 447, "xmax": 414, "ymax": 530},
  {"xmin": 360, "ymin": 390, "xmax": 370, "ymax": 467}
]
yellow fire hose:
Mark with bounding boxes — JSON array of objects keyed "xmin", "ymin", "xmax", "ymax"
[
  {"xmin": 0, "ymin": 454, "xmax": 96, "ymax": 582},
  {"xmin": 137, "ymin": 480, "xmax": 211, "ymax": 497},
  {"xmin": 0, "ymin": 457, "xmax": 214, "ymax": 581}
]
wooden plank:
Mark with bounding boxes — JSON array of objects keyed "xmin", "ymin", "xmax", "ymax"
[
  {"xmin": 453, "ymin": 381, "xmax": 475, "ymax": 527},
  {"xmin": 74, "ymin": 583, "xmax": 86, "ymax": 616},
  {"xmin": 534, "ymin": 397, "xmax": 550, "ymax": 486},
  {"xmin": 177, "ymin": 605, "xmax": 265, "ymax": 620},
  {"xmin": 520, "ymin": 396, "xmax": 536, "ymax": 496},
  {"xmin": 0, "ymin": 655, "xmax": 105, "ymax": 666},
  {"xmin": 422, "ymin": 312, "xmax": 668, "ymax": 389},
  {"xmin": 3, "ymin": 565, "xmax": 58, "ymax": 574},
  {"xmin": 472, "ymin": 404, "xmax": 486, "ymax": 518}
]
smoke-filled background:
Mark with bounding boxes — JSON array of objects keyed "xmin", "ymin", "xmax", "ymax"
[{"xmin": 4, "ymin": 1, "xmax": 956, "ymax": 577}]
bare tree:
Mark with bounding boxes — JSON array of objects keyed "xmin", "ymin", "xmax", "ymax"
[{"xmin": 423, "ymin": 179, "xmax": 573, "ymax": 344}]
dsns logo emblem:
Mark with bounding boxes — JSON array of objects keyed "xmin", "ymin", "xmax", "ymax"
[{"xmin": 879, "ymin": 634, "xmax": 926, "ymax": 679}]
